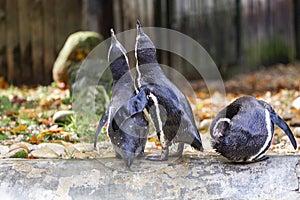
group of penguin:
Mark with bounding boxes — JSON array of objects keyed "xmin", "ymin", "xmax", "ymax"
[{"xmin": 94, "ymin": 20, "xmax": 297, "ymax": 168}]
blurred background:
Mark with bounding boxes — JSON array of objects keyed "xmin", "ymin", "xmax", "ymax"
[{"xmin": 0, "ymin": 0, "xmax": 299, "ymax": 86}]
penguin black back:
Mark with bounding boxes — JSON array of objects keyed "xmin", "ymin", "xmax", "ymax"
[
  {"xmin": 94, "ymin": 29, "xmax": 149, "ymax": 168},
  {"xmin": 132, "ymin": 20, "xmax": 203, "ymax": 160},
  {"xmin": 210, "ymin": 96, "xmax": 297, "ymax": 162}
]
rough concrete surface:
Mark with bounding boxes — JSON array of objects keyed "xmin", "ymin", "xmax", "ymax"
[{"xmin": 0, "ymin": 155, "xmax": 299, "ymax": 200}]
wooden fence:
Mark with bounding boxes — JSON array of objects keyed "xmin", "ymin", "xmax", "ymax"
[
  {"xmin": 0, "ymin": 0, "xmax": 83, "ymax": 85},
  {"xmin": 0, "ymin": 0, "xmax": 299, "ymax": 85}
]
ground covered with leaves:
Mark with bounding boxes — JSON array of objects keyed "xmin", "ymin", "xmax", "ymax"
[{"xmin": 0, "ymin": 63, "xmax": 299, "ymax": 159}]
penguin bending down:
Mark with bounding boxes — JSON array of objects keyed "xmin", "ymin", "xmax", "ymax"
[
  {"xmin": 210, "ymin": 96, "xmax": 297, "ymax": 163},
  {"xmin": 94, "ymin": 29, "xmax": 149, "ymax": 168},
  {"xmin": 127, "ymin": 20, "xmax": 203, "ymax": 160}
]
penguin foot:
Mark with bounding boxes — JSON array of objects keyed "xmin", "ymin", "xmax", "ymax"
[
  {"xmin": 146, "ymin": 147, "xmax": 169, "ymax": 161},
  {"xmin": 145, "ymin": 154, "xmax": 168, "ymax": 161},
  {"xmin": 168, "ymin": 143, "xmax": 184, "ymax": 158},
  {"xmin": 253, "ymin": 155, "xmax": 269, "ymax": 163},
  {"xmin": 136, "ymin": 151, "xmax": 145, "ymax": 158},
  {"xmin": 115, "ymin": 152, "xmax": 122, "ymax": 159}
]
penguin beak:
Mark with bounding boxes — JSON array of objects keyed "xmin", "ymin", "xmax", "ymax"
[
  {"xmin": 110, "ymin": 28, "xmax": 117, "ymax": 44},
  {"xmin": 135, "ymin": 20, "xmax": 156, "ymax": 51},
  {"xmin": 136, "ymin": 19, "xmax": 144, "ymax": 35},
  {"xmin": 125, "ymin": 153, "xmax": 135, "ymax": 168}
]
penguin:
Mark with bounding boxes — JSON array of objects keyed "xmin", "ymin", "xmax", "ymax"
[
  {"xmin": 118, "ymin": 20, "xmax": 203, "ymax": 161},
  {"xmin": 94, "ymin": 29, "xmax": 149, "ymax": 168},
  {"xmin": 210, "ymin": 95, "xmax": 297, "ymax": 162}
]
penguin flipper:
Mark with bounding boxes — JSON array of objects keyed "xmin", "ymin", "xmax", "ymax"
[
  {"xmin": 94, "ymin": 104, "xmax": 110, "ymax": 148},
  {"xmin": 113, "ymin": 88, "xmax": 149, "ymax": 127},
  {"xmin": 259, "ymin": 100, "xmax": 297, "ymax": 150}
]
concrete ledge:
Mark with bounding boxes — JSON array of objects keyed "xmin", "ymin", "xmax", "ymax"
[{"xmin": 0, "ymin": 155, "xmax": 299, "ymax": 199}]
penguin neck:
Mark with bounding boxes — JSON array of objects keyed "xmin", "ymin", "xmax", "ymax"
[
  {"xmin": 136, "ymin": 48, "xmax": 163, "ymax": 75},
  {"xmin": 136, "ymin": 48, "xmax": 158, "ymax": 65},
  {"xmin": 110, "ymin": 65, "xmax": 132, "ymax": 84}
]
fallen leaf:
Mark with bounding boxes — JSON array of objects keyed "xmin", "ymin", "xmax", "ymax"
[
  {"xmin": 29, "ymin": 134, "xmax": 40, "ymax": 144},
  {"xmin": 12, "ymin": 125, "xmax": 27, "ymax": 134}
]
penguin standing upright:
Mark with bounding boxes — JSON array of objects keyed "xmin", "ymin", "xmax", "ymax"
[
  {"xmin": 94, "ymin": 29, "xmax": 149, "ymax": 168},
  {"xmin": 117, "ymin": 20, "xmax": 203, "ymax": 161},
  {"xmin": 210, "ymin": 95, "xmax": 297, "ymax": 162}
]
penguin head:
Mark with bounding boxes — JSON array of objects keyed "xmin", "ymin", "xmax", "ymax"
[
  {"xmin": 211, "ymin": 118, "xmax": 231, "ymax": 142},
  {"xmin": 135, "ymin": 20, "xmax": 157, "ymax": 65},
  {"xmin": 118, "ymin": 133, "xmax": 147, "ymax": 168},
  {"xmin": 108, "ymin": 29, "xmax": 130, "ymax": 82}
]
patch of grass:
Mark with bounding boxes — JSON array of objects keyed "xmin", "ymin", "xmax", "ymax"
[
  {"xmin": 61, "ymin": 113, "xmax": 105, "ymax": 142},
  {"xmin": 17, "ymin": 117, "xmax": 38, "ymax": 127},
  {"xmin": 0, "ymin": 96, "xmax": 18, "ymax": 113},
  {"xmin": 0, "ymin": 132, "xmax": 8, "ymax": 140},
  {"xmin": 0, "ymin": 118, "xmax": 10, "ymax": 127}
]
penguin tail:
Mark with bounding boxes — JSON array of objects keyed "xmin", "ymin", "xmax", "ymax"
[
  {"xmin": 260, "ymin": 100, "xmax": 297, "ymax": 150},
  {"xmin": 191, "ymin": 135, "xmax": 204, "ymax": 152},
  {"xmin": 270, "ymin": 112, "xmax": 297, "ymax": 150}
]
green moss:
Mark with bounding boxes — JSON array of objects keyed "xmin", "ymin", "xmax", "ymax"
[
  {"xmin": 9, "ymin": 149, "xmax": 28, "ymax": 158},
  {"xmin": 260, "ymin": 37, "xmax": 295, "ymax": 66},
  {"xmin": 244, "ymin": 36, "xmax": 295, "ymax": 67}
]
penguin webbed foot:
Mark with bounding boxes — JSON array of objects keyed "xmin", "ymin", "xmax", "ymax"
[
  {"xmin": 136, "ymin": 151, "xmax": 145, "ymax": 158},
  {"xmin": 168, "ymin": 143, "xmax": 184, "ymax": 158},
  {"xmin": 115, "ymin": 152, "xmax": 122, "ymax": 159},
  {"xmin": 146, "ymin": 146, "xmax": 169, "ymax": 161}
]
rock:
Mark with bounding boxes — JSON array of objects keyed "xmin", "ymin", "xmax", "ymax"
[
  {"xmin": 52, "ymin": 31, "xmax": 104, "ymax": 88},
  {"xmin": 53, "ymin": 110, "xmax": 75, "ymax": 123},
  {"xmin": 72, "ymin": 151, "xmax": 86, "ymax": 159},
  {"xmin": 38, "ymin": 143, "xmax": 65, "ymax": 157},
  {"xmin": 72, "ymin": 85, "xmax": 109, "ymax": 117},
  {"xmin": 30, "ymin": 147, "xmax": 60, "ymax": 159},
  {"xmin": 293, "ymin": 127, "xmax": 300, "ymax": 138},
  {"xmin": 73, "ymin": 143, "xmax": 94, "ymax": 152},
  {"xmin": 71, "ymin": 58, "xmax": 112, "ymax": 94},
  {"xmin": 9, "ymin": 142, "xmax": 37, "ymax": 152},
  {"xmin": 290, "ymin": 118, "xmax": 300, "ymax": 127},
  {"xmin": 292, "ymin": 97, "xmax": 300, "ymax": 110},
  {"xmin": 4, "ymin": 148, "xmax": 28, "ymax": 158},
  {"xmin": 0, "ymin": 156, "xmax": 299, "ymax": 199},
  {"xmin": 0, "ymin": 145, "xmax": 9, "ymax": 154},
  {"xmin": 199, "ymin": 119, "xmax": 212, "ymax": 130},
  {"xmin": 282, "ymin": 113, "xmax": 295, "ymax": 121}
]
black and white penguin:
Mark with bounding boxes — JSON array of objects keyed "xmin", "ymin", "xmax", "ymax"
[
  {"xmin": 120, "ymin": 20, "xmax": 203, "ymax": 160},
  {"xmin": 210, "ymin": 95, "xmax": 297, "ymax": 162},
  {"xmin": 94, "ymin": 29, "xmax": 149, "ymax": 168}
]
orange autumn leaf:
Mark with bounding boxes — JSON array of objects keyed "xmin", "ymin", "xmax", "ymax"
[
  {"xmin": 12, "ymin": 125, "xmax": 27, "ymax": 134},
  {"xmin": 26, "ymin": 154, "xmax": 35, "ymax": 159},
  {"xmin": 148, "ymin": 137, "xmax": 161, "ymax": 147},
  {"xmin": 37, "ymin": 133, "xmax": 45, "ymax": 141},
  {"xmin": 0, "ymin": 127, "xmax": 10, "ymax": 132},
  {"xmin": 40, "ymin": 128, "xmax": 63, "ymax": 135},
  {"xmin": 29, "ymin": 134, "xmax": 40, "ymax": 144}
]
